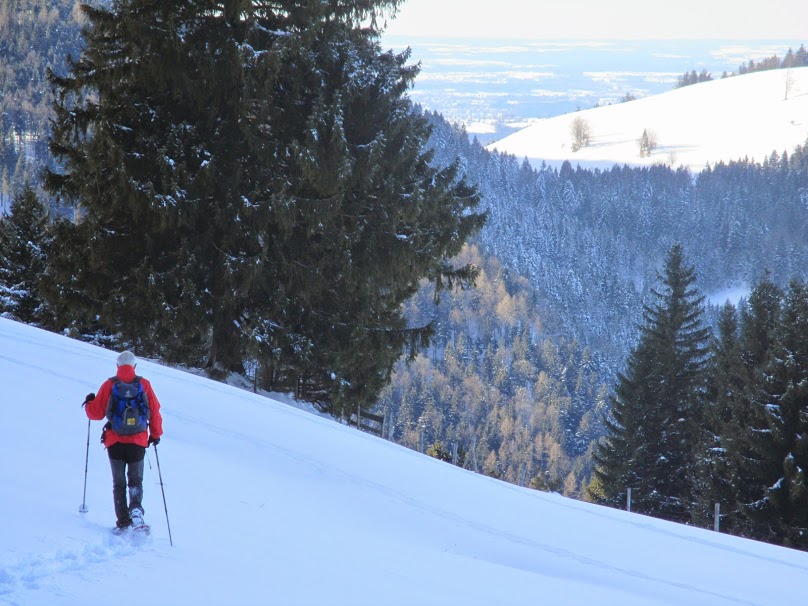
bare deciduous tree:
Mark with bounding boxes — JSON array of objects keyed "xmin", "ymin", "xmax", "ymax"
[
  {"xmin": 784, "ymin": 68, "xmax": 794, "ymax": 101},
  {"xmin": 570, "ymin": 117, "xmax": 592, "ymax": 152},
  {"xmin": 638, "ymin": 128, "xmax": 659, "ymax": 158}
]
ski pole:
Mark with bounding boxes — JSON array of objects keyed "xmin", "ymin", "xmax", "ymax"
[
  {"xmin": 153, "ymin": 444, "xmax": 174, "ymax": 546},
  {"xmin": 79, "ymin": 418, "xmax": 90, "ymax": 514}
]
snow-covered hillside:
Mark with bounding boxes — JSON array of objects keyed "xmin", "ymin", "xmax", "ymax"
[
  {"xmin": 488, "ymin": 66, "xmax": 808, "ymax": 173},
  {"xmin": 2, "ymin": 317, "xmax": 807, "ymax": 605}
]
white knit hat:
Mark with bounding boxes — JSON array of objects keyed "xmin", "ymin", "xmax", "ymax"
[{"xmin": 116, "ymin": 350, "xmax": 137, "ymax": 367}]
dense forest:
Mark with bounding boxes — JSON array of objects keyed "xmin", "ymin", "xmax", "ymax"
[
  {"xmin": 378, "ymin": 244, "xmax": 608, "ymax": 495},
  {"xmin": 2, "ymin": 0, "xmax": 808, "ymax": 549},
  {"xmin": 426, "ymin": 112, "xmax": 808, "ymax": 363},
  {"xmin": 0, "ymin": 0, "xmax": 85, "ymax": 208},
  {"xmin": 593, "ymin": 245, "xmax": 808, "ymax": 549}
]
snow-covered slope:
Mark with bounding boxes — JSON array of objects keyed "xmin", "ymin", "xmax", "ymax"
[
  {"xmin": 488, "ymin": 66, "xmax": 808, "ymax": 173},
  {"xmin": 2, "ymin": 317, "xmax": 807, "ymax": 605}
]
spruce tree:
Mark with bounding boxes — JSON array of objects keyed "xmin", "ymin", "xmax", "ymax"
[
  {"xmin": 0, "ymin": 184, "xmax": 51, "ymax": 324},
  {"xmin": 746, "ymin": 280, "xmax": 808, "ymax": 547},
  {"xmin": 592, "ymin": 244, "xmax": 710, "ymax": 523},
  {"xmin": 692, "ymin": 302, "xmax": 745, "ymax": 530},
  {"xmin": 44, "ymin": 1, "xmax": 484, "ymax": 412},
  {"xmin": 722, "ymin": 277, "xmax": 783, "ymax": 538}
]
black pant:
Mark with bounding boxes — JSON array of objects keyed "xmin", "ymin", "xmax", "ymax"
[{"xmin": 107, "ymin": 443, "xmax": 146, "ymax": 525}]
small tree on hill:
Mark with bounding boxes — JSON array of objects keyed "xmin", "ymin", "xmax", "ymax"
[
  {"xmin": 570, "ymin": 117, "xmax": 592, "ymax": 152},
  {"xmin": 638, "ymin": 129, "xmax": 658, "ymax": 158},
  {"xmin": 784, "ymin": 68, "xmax": 795, "ymax": 101}
]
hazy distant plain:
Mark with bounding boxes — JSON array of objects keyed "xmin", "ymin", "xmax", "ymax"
[{"xmin": 383, "ymin": 38, "xmax": 799, "ymax": 141}]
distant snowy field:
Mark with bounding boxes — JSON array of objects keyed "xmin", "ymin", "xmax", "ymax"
[
  {"xmin": 381, "ymin": 37, "xmax": 797, "ymax": 140},
  {"xmin": 2, "ymin": 317, "xmax": 808, "ymax": 605},
  {"xmin": 488, "ymin": 66, "xmax": 808, "ymax": 173}
]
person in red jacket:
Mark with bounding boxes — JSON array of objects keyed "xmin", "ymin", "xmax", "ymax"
[{"xmin": 84, "ymin": 350, "xmax": 164, "ymax": 531}]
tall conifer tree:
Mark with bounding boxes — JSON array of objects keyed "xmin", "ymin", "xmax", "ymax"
[
  {"xmin": 44, "ymin": 0, "xmax": 484, "ymax": 412},
  {"xmin": 721, "ymin": 278, "xmax": 783, "ymax": 537},
  {"xmin": 745, "ymin": 280, "xmax": 808, "ymax": 547},
  {"xmin": 692, "ymin": 302, "xmax": 745, "ymax": 530},
  {"xmin": 592, "ymin": 244, "xmax": 710, "ymax": 522}
]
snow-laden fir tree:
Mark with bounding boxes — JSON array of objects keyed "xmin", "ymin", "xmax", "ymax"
[
  {"xmin": 718, "ymin": 278, "xmax": 783, "ymax": 536},
  {"xmin": 591, "ymin": 244, "xmax": 711, "ymax": 523},
  {"xmin": 44, "ymin": 0, "xmax": 484, "ymax": 414},
  {"xmin": 0, "ymin": 184, "xmax": 51, "ymax": 325},
  {"xmin": 691, "ymin": 302, "xmax": 746, "ymax": 531},
  {"xmin": 744, "ymin": 280, "xmax": 808, "ymax": 548}
]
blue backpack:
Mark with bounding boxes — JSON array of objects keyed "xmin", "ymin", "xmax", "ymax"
[{"xmin": 105, "ymin": 377, "xmax": 150, "ymax": 435}]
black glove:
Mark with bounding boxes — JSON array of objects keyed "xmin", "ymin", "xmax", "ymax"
[
  {"xmin": 148, "ymin": 436, "xmax": 160, "ymax": 447},
  {"xmin": 83, "ymin": 392, "xmax": 95, "ymax": 407}
]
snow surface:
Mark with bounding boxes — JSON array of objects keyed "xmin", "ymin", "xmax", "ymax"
[
  {"xmin": 488, "ymin": 66, "xmax": 808, "ymax": 173},
  {"xmin": 2, "ymin": 317, "xmax": 807, "ymax": 605}
]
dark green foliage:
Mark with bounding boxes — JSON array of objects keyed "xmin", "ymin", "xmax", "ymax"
[
  {"xmin": 742, "ymin": 281, "xmax": 808, "ymax": 547},
  {"xmin": 597, "ymin": 272, "xmax": 808, "ymax": 549},
  {"xmin": 717, "ymin": 278, "xmax": 784, "ymax": 537},
  {"xmin": 38, "ymin": 210, "xmax": 109, "ymax": 339},
  {"xmin": 692, "ymin": 278, "xmax": 808, "ymax": 549},
  {"xmin": 44, "ymin": 0, "xmax": 483, "ymax": 414},
  {"xmin": 592, "ymin": 245, "xmax": 711, "ymax": 522},
  {"xmin": 692, "ymin": 302, "xmax": 745, "ymax": 530},
  {"xmin": 0, "ymin": 184, "xmax": 51, "ymax": 324}
]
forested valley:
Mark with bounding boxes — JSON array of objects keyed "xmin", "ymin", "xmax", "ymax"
[{"xmin": 377, "ymin": 112, "xmax": 808, "ymax": 497}]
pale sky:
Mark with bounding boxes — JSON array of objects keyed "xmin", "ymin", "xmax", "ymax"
[{"xmin": 382, "ymin": 0, "xmax": 808, "ymax": 40}]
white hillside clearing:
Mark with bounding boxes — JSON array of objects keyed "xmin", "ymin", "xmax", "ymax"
[{"xmin": 489, "ymin": 66, "xmax": 808, "ymax": 173}]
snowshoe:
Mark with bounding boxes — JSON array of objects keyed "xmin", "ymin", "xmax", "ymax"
[
  {"xmin": 129, "ymin": 508, "xmax": 150, "ymax": 535},
  {"xmin": 112, "ymin": 522, "xmax": 132, "ymax": 536},
  {"xmin": 112, "ymin": 522, "xmax": 151, "ymax": 537}
]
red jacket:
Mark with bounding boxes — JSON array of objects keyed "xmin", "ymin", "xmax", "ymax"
[{"xmin": 85, "ymin": 364, "xmax": 164, "ymax": 448}]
